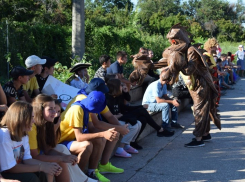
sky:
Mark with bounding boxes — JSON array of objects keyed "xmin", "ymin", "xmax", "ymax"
[{"xmin": 131, "ymin": 0, "xmax": 241, "ymax": 6}]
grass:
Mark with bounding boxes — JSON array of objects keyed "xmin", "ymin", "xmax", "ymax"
[{"xmin": 220, "ymin": 41, "xmax": 244, "ymax": 54}]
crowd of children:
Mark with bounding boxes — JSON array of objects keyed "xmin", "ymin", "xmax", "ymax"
[{"xmin": 0, "ymin": 42, "xmax": 243, "ymax": 182}]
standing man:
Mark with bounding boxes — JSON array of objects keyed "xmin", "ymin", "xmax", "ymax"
[
  {"xmin": 161, "ymin": 25, "xmax": 221, "ymax": 147},
  {"xmin": 130, "ymin": 24, "xmax": 221, "ymax": 147}
]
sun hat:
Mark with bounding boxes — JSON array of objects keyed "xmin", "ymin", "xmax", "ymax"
[
  {"xmin": 85, "ymin": 78, "xmax": 109, "ymax": 95},
  {"xmin": 10, "ymin": 66, "xmax": 34, "ymax": 79},
  {"xmin": 70, "ymin": 63, "xmax": 92, "ymax": 73},
  {"xmin": 25, "ymin": 55, "xmax": 46, "ymax": 68},
  {"xmin": 80, "ymin": 91, "xmax": 106, "ymax": 113}
]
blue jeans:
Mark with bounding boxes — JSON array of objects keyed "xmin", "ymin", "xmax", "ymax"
[{"xmin": 147, "ymin": 103, "xmax": 178, "ymax": 129}]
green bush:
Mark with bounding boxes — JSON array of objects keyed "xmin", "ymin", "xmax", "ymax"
[{"xmin": 0, "ymin": 21, "xmax": 71, "ymax": 78}]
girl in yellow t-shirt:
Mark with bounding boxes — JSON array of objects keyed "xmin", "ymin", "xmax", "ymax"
[
  {"xmin": 29, "ymin": 94, "xmax": 78, "ymax": 182},
  {"xmin": 1, "ymin": 101, "xmax": 61, "ymax": 182}
]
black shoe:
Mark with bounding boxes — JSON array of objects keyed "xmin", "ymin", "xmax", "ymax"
[
  {"xmin": 157, "ymin": 130, "xmax": 174, "ymax": 137},
  {"xmin": 171, "ymin": 122, "xmax": 185, "ymax": 129},
  {"xmin": 221, "ymin": 86, "xmax": 228, "ymax": 89},
  {"xmin": 202, "ymin": 134, "xmax": 212, "ymax": 141},
  {"xmin": 185, "ymin": 139, "xmax": 205, "ymax": 148},
  {"xmin": 163, "ymin": 126, "xmax": 174, "ymax": 132},
  {"xmin": 86, "ymin": 171, "xmax": 99, "ymax": 181},
  {"xmin": 130, "ymin": 142, "xmax": 143, "ymax": 150}
]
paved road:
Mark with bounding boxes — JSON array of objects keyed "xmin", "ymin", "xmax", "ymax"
[{"xmin": 105, "ymin": 78, "xmax": 245, "ymax": 182}]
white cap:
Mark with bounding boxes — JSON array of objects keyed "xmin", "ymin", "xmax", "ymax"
[
  {"xmin": 25, "ymin": 55, "xmax": 46, "ymax": 68},
  {"xmin": 238, "ymin": 45, "xmax": 243, "ymax": 48}
]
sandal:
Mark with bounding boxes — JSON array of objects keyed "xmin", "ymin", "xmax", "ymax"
[
  {"xmin": 124, "ymin": 146, "xmax": 139, "ymax": 154},
  {"xmin": 115, "ymin": 149, "xmax": 132, "ymax": 158}
]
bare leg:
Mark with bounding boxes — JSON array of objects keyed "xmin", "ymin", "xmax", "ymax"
[
  {"xmin": 70, "ymin": 141, "xmax": 93, "ymax": 172},
  {"xmin": 100, "ymin": 139, "xmax": 118, "ymax": 165},
  {"xmin": 229, "ymin": 70, "xmax": 234, "ymax": 82},
  {"xmin": 55, "ymin": 162, "xmax": 70, "ymax": 182},
  {"xmin": 88, "ymin": 138, "xmax": 106, "ymax": 169}
]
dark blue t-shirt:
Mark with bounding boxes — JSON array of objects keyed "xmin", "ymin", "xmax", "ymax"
[{"xmin": 107, "ymin": 61, "xmax": 123, "ymax": 74}]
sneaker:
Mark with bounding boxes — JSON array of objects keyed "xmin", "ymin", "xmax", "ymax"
[
  {"xmin": 202, "ymin": 134, "xmax": 212, "ymax": 141},
  {"xmin": 157, "ymin": 130, "xmax": 174, "ymax": 137},
  {"xmin": 130, "ymin": 142, "xmax": 143, "ymax": 150},
  {"xmin": 98, "ymin": 162, "xmax": 124, "ymax": 174},
  {"xmin": 115, "ymin": 149, "xmax": 132, "ymax": 158},
  {"xmin": 171, "ymin": 122, "xmax": 185, "ymax": 129},
  {"xmin": 184, "ymin": 139, "xmax": 205, "ymax": 148},
  {"xmin": 124, "ymin": 146, "xmax": 139, "ymax": 154},
  {"xmin": 87, "ymin": 169, "xmax": 110, "ymax": 182}
]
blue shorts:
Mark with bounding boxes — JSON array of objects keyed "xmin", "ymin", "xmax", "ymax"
[{"xmin": 60, "ymin": 141, "xmax": 74, "ymax": 150}]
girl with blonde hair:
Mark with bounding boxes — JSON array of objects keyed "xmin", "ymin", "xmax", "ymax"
[
  {"xmin": 0, "ymin": 101, "xmax": 61, "ymax": 182},
  {"xmin": 29, "ymin": 94, "xmax": 77, "ymax": 182}
]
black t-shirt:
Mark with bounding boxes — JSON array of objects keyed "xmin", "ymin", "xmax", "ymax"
[
  {"xmin": 36, "ymin": 75, "xmax": 48, "ymax": 92},
  {"xmin": 105, "ymin": 93, "xmax": 132, "ymax": 115},
  {"xmin": 3, "ymin": 81, "xmax": 24, "ymax": 106}
]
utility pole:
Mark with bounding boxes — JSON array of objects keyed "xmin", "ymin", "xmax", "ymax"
[
  {"xmin": 6, "ymin": 20, "xmax": 9, "ymax": 79},
  {"xmin": 72, "ymin": 0, "xmax": 85, "ymax": 60}
]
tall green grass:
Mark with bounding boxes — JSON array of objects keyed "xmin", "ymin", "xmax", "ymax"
[
  {"xmin": 220, "ymin": 41, "xmax": 245, "ymax": 54},
  {"xmin": 219, "ymin": 41, "xmax": 245, "ymax": 64}
]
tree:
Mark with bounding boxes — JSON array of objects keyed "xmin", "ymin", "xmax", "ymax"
[
  {"xmin": 182, "ymin": 0, "xmax": 237, "ymax": 24},
  {"xmin": 235, "ymin": 0, "xmax": 245, "ymax": 23},
  {"xmin": 72, "ymin": 0, "xmax": 85, "ymax": 59},
  {"xmin": 204, "ymin": 20, "xmax": 217, "ymax": 37},
  {"xmin": 91, "ymin": 0, "xmax": 133, "ymax": 12},
  {"xmin": 216, "ymin": 19, "xmax": 243, "ymax": 42},
  {"xmin": 0, "ymin": 0, "xmax": 71, "ymax": 25},
  {"xmin": 136, "ymin": 0, "xmax": 182, "ymax": 31},
  {"xmin": 149, "ymin": 13, "xmax": 189, "ymax": 35}
]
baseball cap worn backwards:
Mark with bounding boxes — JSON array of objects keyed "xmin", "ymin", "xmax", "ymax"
[
  {"xmin": 80, "ymin": 91, "xmax": 106, "ymax": 113},
  {"xmin": 85, "ymin": 78, "xmax": 109, "ymax": 95},
  {"xmin": 10, "ymin": 66, "xmax": 34, "ymax": 79},
  {"xmin": 25, "ymin": 55, "xmax": 46, "ymax": 68}
]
